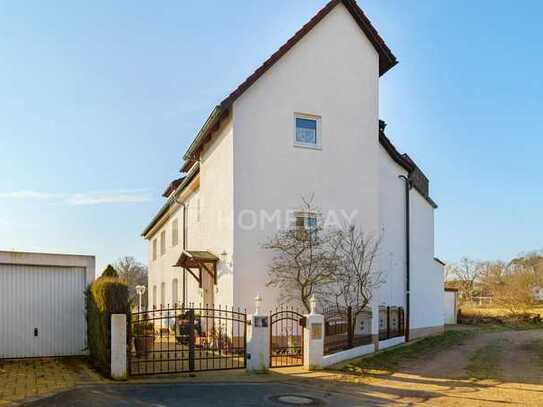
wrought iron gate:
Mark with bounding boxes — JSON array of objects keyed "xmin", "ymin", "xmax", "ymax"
[
  {"xmin": 269, "ymin": 307, "xmax": 305, "ymax": 368},
  {"xmin": 129, "ymin": 305, "xmax": 246, "ymax": 375}
]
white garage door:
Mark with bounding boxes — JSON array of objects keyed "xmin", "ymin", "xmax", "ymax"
[{"xmin": 0, "ymin": 264, "xmax": 87, "ymax": 358}]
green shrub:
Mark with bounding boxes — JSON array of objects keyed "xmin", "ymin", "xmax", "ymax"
[
  {"xmin": 86, "ymin": 277, "xmax": 129, "ymax": 377},
  {"xmin": 101, "ymin": 264, "xmax": 119, "ymax": 278}
]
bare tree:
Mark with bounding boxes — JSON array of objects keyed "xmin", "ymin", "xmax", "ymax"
[
  {"xmin": 115, "ymin": 256, "xmax": 148, "ymax": 306},
  {"xmin": 325, "ymin": 224, "xmax": 383, "ymax": 343},
  {"xmin": 450, "ymin": 257, "xmax": 483, "ymax": 304},
  {"xmin": 263, "ymin": 197, "xmax": 338, "ymax": 312},
  {"xmin": 482, "ymin": 261, "xmax": 538, "ymax": 315}
]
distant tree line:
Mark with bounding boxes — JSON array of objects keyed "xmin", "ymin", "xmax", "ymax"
[{"xmin": 445, "ymin": 251, "xmax": 543, "ymax": 314}]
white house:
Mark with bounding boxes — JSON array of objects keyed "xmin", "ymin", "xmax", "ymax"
[{"xmin": 142, "ymin": 0, "xmax": 444, "ymax": 340}]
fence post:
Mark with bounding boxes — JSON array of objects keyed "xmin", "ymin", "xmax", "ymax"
[
  {"xmin": 347, "ymin": 306, "xmax": 353, "ymax": 349},
  {"xmin": 188, "ymin": 309, "xmax": 195, "ymax": 372},
  {"xmin": 386, "ymin": 306, "xmax": 391, "ymax": 340},
  {"xmin": 246, "ymin": 294, "xmax": 269, "ymax": 372},
  {"xmin": 110, "ymin": 314, "xmax": 127, "ymax": 380},
  {"xmin": 304, "ymin": 296, "xmax": 324, "ymax": 370}
]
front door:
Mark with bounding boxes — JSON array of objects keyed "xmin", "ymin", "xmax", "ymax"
[{"xmin": 201, "ymin": 267, "xmax": 214, "ymax": 307}]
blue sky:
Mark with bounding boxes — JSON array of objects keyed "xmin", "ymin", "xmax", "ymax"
[{"xmin": 1, "ymin": 1, "xmax": 542, "ymax": 274}]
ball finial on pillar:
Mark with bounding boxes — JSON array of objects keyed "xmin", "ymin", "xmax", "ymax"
[{"xmin": 309, "ymin": 295, "xmax": 317, "ymax": 314}]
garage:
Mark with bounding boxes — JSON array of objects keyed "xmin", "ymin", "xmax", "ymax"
[{"xmin": 0, "ymin": 251, "xmax": 95, "ymax": 359}]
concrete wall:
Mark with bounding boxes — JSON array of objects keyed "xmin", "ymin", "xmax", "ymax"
[{"xmin": 232, "ymin": 3, "xmax": 380, "ymax": 312}]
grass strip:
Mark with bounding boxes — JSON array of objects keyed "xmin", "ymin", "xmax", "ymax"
[{"xmin": 341, "ymin": 330, "xmax": 473, "ymax": 374}]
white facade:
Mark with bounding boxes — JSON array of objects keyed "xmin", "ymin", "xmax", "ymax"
[
  {"xmin": 0, "ymin": 251, "xmax": 95, "ymax": 359},
  {"xmin": 143, "ymin": 1, "xmax": 443, "ymax": 339}
]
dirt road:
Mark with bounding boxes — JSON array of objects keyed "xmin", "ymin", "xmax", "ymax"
[{"xmin": 286, "ymin": 327, "xmax": 543, "ymax": 406}]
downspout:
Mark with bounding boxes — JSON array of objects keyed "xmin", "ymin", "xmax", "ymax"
[
  {"xmin": 174, "ymin": 198, "xmax": 188, "ymax": 306},
  {"xmin": 399, "ymin": 175, "xmax": 412, "ymax": 342}
]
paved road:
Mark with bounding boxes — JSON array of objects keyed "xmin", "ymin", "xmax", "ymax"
[{"xmin": 22, "ymin": 382, "xmax": 373, "ymax": 407}]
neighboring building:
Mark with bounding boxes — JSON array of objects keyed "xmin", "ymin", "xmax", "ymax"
[
  {"xmin": 142, "ymin": 0, "xmax": 443, "ymax": 339},
  {"xmin": 533, "ymin": 286, "xmax": 543, "ymax": 302}
]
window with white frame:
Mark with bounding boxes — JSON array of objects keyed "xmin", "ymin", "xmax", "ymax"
[
  {"xmin": 160, "ymin": 230, "xmax": 166, "ymax": 256},
  {"xmin": 152, "ymin": 285, "xmax": 157, "ymax": 309},
  {"xmin": 294, "ymin": 114, "xmax": 320, "ymax": 148},
  {"xmin": 152, "ymin": 239, "xmax": 157, "ymax": 261},
  {"xmin": 172, "ymin": 278, "xmax": 178, "ymax": 306},
  {"xmin": 172, "ymin": 219, "xmax": 178, "ymax": 247},
  {"xmin": 161, "ymin": 282, "xmax": 166, "ymax": 307},
  {"xmin": 295, "ymin": 212, "xmax": 318, "ymax": 240}
]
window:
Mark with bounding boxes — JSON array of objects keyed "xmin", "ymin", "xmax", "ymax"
[
  {"xmin": 161, "ymin": 282, "xmax": 166, "ymax": 307},
  {"xmin": 152, "ymin": 239, "xmax": 157, "ymax": 261},
  {"xmin": 172, "ymin": 278, "xmax": 178, "ymax": 306},
  {"xmin": 294, "ymin": 115, "xmax": 320, "ymax": 148},
  {"xmin": 160, "ymin": 230, "xmax": 166, "ymax": 256},
  {"xmin": 295, "ymin": 213, "xmax": 318, "ymax": 240},
  {"xmin": 152, "ymin": 285, "xmax": 157, "ymax": 309},
  {"xmin": 172, "ymin": 219, "xmax": 178, "ymax": 247}
]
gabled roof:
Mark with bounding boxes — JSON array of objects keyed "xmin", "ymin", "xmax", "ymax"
[{"xmin": 182, "ymin": 0, "xmax": 397, "ymax": 166}]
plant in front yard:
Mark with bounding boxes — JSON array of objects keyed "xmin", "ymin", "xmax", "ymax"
[
  {"xmin": 324, "ymin": 224, "xmax": 383, "ymax": 346},
  {"xmin": 263, "ymin": 196, "xmax": 338, "ymax": 313}
]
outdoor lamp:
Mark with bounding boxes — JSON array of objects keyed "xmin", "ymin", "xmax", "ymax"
[{"xmin": 136, "ymin": 285, "xmax": 146, "ymax": 312}]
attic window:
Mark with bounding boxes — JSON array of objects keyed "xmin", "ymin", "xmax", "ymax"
[{"xmin": 294, "ymin": 114, "xmax": 321, "ymax": 149}]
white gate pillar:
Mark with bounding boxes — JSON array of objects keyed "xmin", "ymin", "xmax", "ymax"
[
  {"xmin": 303, "ymin": 296, "xmax": 324, "ymax": 370},
  {"xmin": 246, "ymin": 294, "xmax": 270, "ymax": 372},
  {"xmin": 111, "ymin": 313, "xmax": 127, "ymax": 380},
  {"xmin": 370, "ymin": 300, "xmax": 380, "ymax": 351}
]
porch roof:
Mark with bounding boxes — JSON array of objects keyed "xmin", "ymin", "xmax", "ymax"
[{"xmin": 173, "ymin": 250, "xmax": 219, "ymax": 287}]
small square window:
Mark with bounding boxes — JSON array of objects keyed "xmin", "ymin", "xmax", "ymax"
[
  {"xmin": 294, "ymin": 115, "xmax": 320, "ymax": 148},
  {"xmin": 295, "ymin": 213, "xmax": 318, "ymax": 240}
]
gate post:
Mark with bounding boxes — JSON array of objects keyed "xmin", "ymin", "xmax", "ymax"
[
  {"xmin": 303, "ymin": 296, "xmax": 324, "ymax": 370},
  {"xmin": 246, "ymin": 294, "xmax": 269, "ymax": 372},
  {"xmin": 111, "ymin": 314, "xmax": 127, "ymax": 380}
]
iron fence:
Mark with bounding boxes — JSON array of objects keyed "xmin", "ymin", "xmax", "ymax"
[
  {"xmin": 323, "ymin": 305, "xmax": 372, "ymax": 355},
  {"xmin": 129, "ymin": 304, "xmax": 246, "ymax": 376},
  {"xmin": 269, "ymin": 307, "xmax": 305, "ymax": 368}
]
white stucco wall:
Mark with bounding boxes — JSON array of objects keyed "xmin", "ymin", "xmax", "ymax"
[
  {"xmin": 377, "ymin": 146, "xmax": 407, "ymax": 309},
  {"xmin": 232, "ymin": 3, "xmax": 380, "ymax": 312},
  {"xmin": 409, "ymin": 192, "xmax": 444, "ymax": 331},
  {"xmin": 147, "ymin": 118, "xmax": 234, "ymax": 309}
]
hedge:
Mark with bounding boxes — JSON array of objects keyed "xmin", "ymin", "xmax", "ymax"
[
  {"xmin": 85, "ymin": 276, "xmax": 130, "ymax": 377},
  {"xmin": 101, "ymin": 264, "xmax": 119, "ymax": 278}
]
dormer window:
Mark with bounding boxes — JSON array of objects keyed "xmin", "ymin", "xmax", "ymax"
[{"xmin": 294, "ymin": 114, "xmax": 321, "ymax": 149}]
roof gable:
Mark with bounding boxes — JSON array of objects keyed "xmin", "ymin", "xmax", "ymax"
[{"xmin": 182, "ymin": 0, "xmax": 396, "ymax": 164}]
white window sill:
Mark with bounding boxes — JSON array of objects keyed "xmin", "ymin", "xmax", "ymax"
[{"xmin": 293, "ymin": 142, "xmax": 322, "ymax": 151}]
